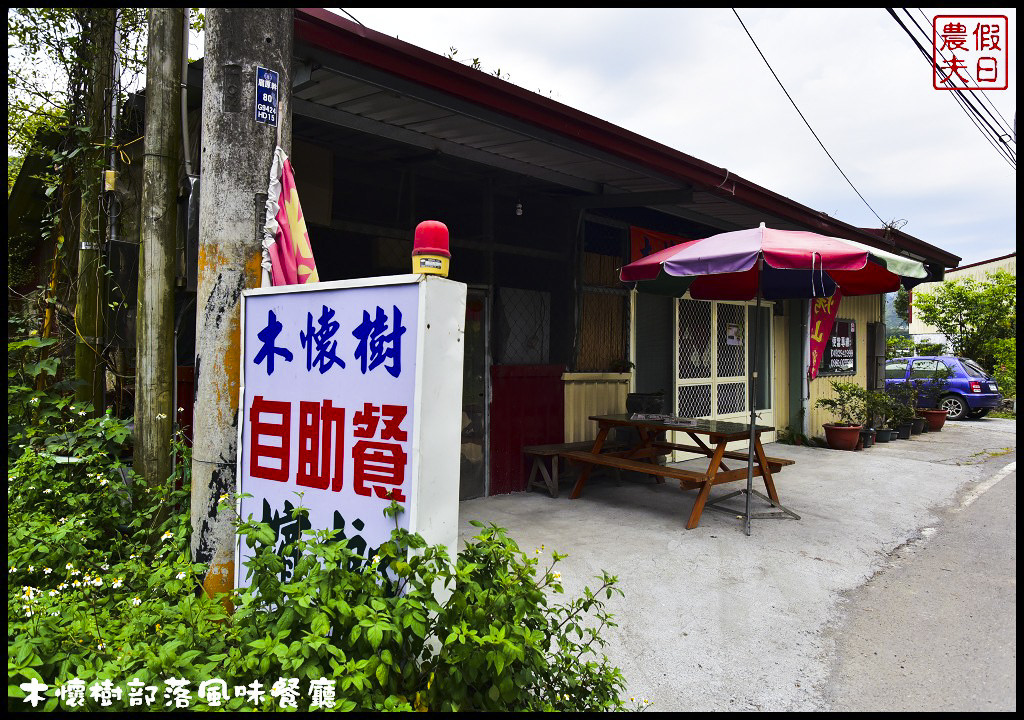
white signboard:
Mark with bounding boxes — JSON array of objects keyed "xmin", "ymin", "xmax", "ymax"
[{"xmin": 236, "ymin": 275, "xmax": 466, "ymax": 588}]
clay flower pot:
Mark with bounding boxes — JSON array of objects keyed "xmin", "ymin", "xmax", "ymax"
[
  {"xmin": 823, "ymin": 423, "xmax": 862, "ymax": 451},
  {"xmin": 919, "ymin": 408, "xmax": 948, "ymax": 431}
]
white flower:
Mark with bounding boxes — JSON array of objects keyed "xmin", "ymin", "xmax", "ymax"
[
  {"xmin": 156, "ymin": 413, "xmax": 167, "ymax": 420},
  {"xmin": 49, "ymin": 589, "xmax": 59, "ymax": 597},
  {"xmin": 43, "ymin": 567, "xmax": 52, "ymax": 575},
  {"xmin": 132, "ymin": 597, "xmax": 142, "ymax": 606},
  {"xmin": 175, "ymin": 571, "xmax": 186, "ymax": 580},
  {"xmin": 99, "ymin": 478, "xmax": 109, "ymax": 486},
  {"xmin": 8, "ymin": 566, "xmax": 16, "ymax": 574},
  {"xmin": 111, "ymin": 577, "xmax": 123, "ymax": 589},
  {"xmin": 161, "ymin": 531, "xmax": 173, "ymax": 541},
  {"xmin": 97, "ymin": 642, "xmax": 105, "ymax": 650},
  {"xmin": 78, "ymin": 411, "xmax": 87, "ymax": 416},
  {"xmin": 177, "ymin": 407, "xmax": 184, "ymax": 413},
  {"xmin": 28, "ymin": 565, "xmax": 34, "ymax": 572},
  {"xmin": 29, "ymin": 397, "xmax": 40, "ymax": 405},
  {"xmin": 43, "ymin": 488, "xmax": 52, "ymax": 494}
]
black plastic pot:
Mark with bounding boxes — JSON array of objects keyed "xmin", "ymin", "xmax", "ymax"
[
  {"xmin": 859, "ymin": 428, "xmax": 875, "ymax": 448},
  {"xmin": 626, "ymin": 392, "xmax": 666, "ymax": 415},
  {"xmin": 896, "ymin": 421, "xmax": 914, "ymax": 439},
  {"xmin": 911, "ymin": 417, "xmax": 926, "ymax": 435},
  {"xmin": 874, "ymin": 428, "xmax": 894, "ymax": 443}
]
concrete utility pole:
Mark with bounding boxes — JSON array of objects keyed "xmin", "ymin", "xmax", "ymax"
[
  {"xmin": 74, "ymin": 8, "xmax": 116, "ymax": 413},
  {"xmin": 191, "ymin": 8, "xmax": 293, "ymax": 599},
  {"xmin": 135, "ymin": 8, "xmax": 184, "ymax": 486}
]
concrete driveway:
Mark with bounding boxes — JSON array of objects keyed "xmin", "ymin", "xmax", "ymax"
[{"xmin": 455, "ymin": 417, "xmax": 1017, "ymax": 711}]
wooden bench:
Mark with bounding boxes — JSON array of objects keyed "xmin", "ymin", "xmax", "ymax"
[
  {"xmin": 559, "ymin": 450, "xmax": 707, "ymax": 486},
  {"xmin": 651, "ymin": 441, "xmax": 795, "ymax": 473},
  {"xmin": 524, "ymin": 441, "xmax": 627, "ymax": 497}
]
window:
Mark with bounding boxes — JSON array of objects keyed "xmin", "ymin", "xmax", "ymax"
[
  {"xmin": 909, "ymin": 359, "xmax": 939, "ymax": 379},
  {"xmin": 959, "ymin": 358, "xmax": 988, "ymax": 378},
  {"xmin": 885, "ymin": 359, "xmax": 909, "ymax": 379}
]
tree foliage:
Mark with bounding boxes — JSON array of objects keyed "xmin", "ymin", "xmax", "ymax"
[{"xmin": 912, "ymin": 270, "xmax": 1016, "ymax": 368}]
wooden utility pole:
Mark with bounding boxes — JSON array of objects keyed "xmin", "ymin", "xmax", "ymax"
[
  {"xmin": 191, "ymin": 8, "xmax": 293, "ymax": 599},
  {"xmin": 134, "ymin": 8, "xmax": 184, "ymax": 486},
  {"xmin": 74, "ymin": 8, "xmax": 116, "ymax": 413}
]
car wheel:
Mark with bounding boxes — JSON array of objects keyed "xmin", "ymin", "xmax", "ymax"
[
  {"xmin": 940, "ymin": 394, "xmax": 968, "ymax": 420},
  {"xmin": 967, "ymin": 408, "xmax": 990, "ymax": 419}
]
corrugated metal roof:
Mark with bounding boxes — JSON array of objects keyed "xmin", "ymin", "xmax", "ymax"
[{"xmin": 291, "ymin": 8, "xmax": 960, "ymax": 267}]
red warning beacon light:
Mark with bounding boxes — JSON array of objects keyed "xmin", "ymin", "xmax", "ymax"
[{"xmin": 411, "ymin": 220, "xmax": 450, "ymax": 277}]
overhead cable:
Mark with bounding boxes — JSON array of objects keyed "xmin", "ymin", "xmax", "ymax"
[{"xmin": 731, "ymin": 9, "xmax": 888, "ymax": 226}]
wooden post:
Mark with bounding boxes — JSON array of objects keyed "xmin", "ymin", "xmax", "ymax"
[
  {"xmin": 191, "ymin": 8, "xmax": 293, "ymax": 600},
  {"xmin": 134, "ymin": 8, "xmax": 184, "ymax": 486},
  {"xmin": 73, "ymin": 8, "xmax": 115, "ymax": 414}
]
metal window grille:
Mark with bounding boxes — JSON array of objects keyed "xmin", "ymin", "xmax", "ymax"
[
  {"xmin": 678, "ymin": 383, "xmax": 713, "ymax": 418},
  {"xmin": 498, "ymin": 287, "xmax": 551, "ymax": 364},
  {"xmin": 716, "ymin": 381, "xmax": 747, "ymax": 415},
  {"xmin": 716, "ymin": 303, "xmax": 746, "ymax": 378},
  {"xmin": 678, "ymin": 299, "xmax": 712, "ymax": 379}
]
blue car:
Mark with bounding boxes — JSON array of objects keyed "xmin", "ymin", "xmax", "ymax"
[{"xmin": 885, "ymin": 356, "xmax": 1003, "ymax": 420}]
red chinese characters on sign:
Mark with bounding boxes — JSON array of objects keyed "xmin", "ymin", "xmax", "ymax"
[
  {"xmin": 297, "ymin": 400, "xmax": 345, "ymax": 491},
  {"xmin": 352, "ymin": 403, "xmax": 408, "ymax": 502},
  {"xmin": 247, "ymin": 397, "xmax": 409, "ymax": 503},
  {"xmin": 808, "ymin": 290, "xmax": 842, "ymax": 382},
  {"xmin": 249, "ymin": 395, "xmax": 291, "ymax": 482},
  {"xmin": 933, "ymin": 15, "xmax": 1008, "ymax": 90}
]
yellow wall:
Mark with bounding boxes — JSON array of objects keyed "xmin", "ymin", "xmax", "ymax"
[
  {"xmin": 807, "ymin": 294, "xmax": 881, "ymax": 434},
  {"xmin": 563, "ymin": 372, "xmax": 631, "ymax": 442}
]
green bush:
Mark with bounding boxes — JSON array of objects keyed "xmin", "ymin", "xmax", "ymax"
[
  {"xmin": 884, "ymin": 382, "xmax": 918, "ymax": 425},
  {"xmin": 815, "ymin": 381, "xmax": 865, "ymax": 426},
  {"xmin": 992, "ymin": 338, "xmax": 1015, "ymax": 400},
  {"xmin": 8, "ymin": 334, "xmax": 636, "ymax": 712}
]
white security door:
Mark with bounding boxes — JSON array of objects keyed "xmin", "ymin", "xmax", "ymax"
[{"xmin": 673, "ymin": 298, "xmax": 775, "ymax": 460}]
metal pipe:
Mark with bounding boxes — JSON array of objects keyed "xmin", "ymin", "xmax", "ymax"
[
  {"xmin": 180, "ymin": 9, "xmax": 193, "ymax": 177},
  {"xmin": 746, "ymin": 264, "xmax": 762, "ymax": 537}
]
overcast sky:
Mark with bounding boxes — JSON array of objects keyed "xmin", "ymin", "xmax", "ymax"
[{"xmin": 330, "ymin": 7, "xmax": 1016, "ymax": 267}]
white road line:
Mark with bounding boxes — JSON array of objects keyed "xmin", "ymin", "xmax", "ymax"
[{"xmin": 959, "ymin": 461, "xmax": 1016, "ymax": 510}]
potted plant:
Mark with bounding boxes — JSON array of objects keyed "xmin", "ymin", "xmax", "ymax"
[
  {"xmin": 914, "ymin": 363, "xmax": 952, "ymax": 431},
  {"xmin": 886, "ymin": 382, "xmax": 918, "ymax": 439},
  {"xmin": 864, "ymin": 389, "xmax": 891, "ymax": 443},
  {"xmin": 815, "ymin": 381, "xmax": 865, "ymax": 451}
]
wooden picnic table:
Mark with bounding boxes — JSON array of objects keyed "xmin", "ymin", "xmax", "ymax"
[{"xmin": 561, "ymin": 414, "xmax": 794, "ymax": 529}]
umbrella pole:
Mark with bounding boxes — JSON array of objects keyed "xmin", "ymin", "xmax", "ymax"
[{"xmin": 745, "ymin": 289, "xmax": 760, "ymax": 536}]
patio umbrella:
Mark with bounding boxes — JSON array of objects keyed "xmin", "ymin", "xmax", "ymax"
[{"xmin": 620, "ymin": 223, "xmax": 931, "ymax": 534}]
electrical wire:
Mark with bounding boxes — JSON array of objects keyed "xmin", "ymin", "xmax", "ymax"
[
  {"xmin": 886, "ymin": 8, "xmax": 1016, "ymax": 170},
  {"xmin": 731, "ymin": 9, "xmax": 888, "ymax": 226}
]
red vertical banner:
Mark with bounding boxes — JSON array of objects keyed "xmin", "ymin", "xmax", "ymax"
[{"xmin": 808, "ymin": 289, "xmax": 842, "ymax": 381}]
